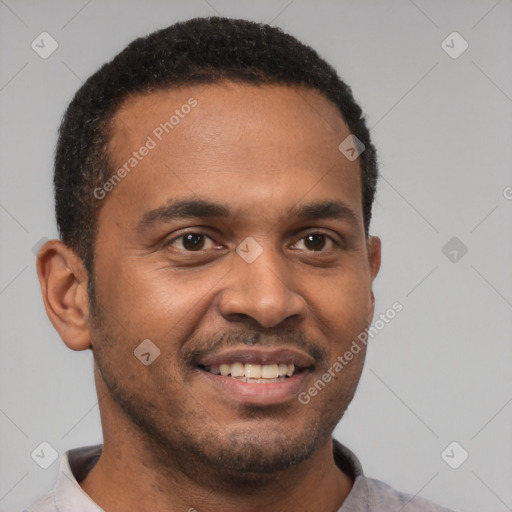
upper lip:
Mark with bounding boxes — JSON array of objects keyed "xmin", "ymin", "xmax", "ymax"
[{"xmin": 197, "ymin": 347, "xmax": 315, "ymax": 368}]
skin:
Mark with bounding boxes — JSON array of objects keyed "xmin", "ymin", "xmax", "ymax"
[{"xmin": 37, "ymin": 82, "xmax": 381, "ymax": 512}]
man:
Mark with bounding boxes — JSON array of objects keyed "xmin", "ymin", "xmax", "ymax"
[{"xmin": 28, "ymin": 16, "xmax": 454, "ymax": 512}]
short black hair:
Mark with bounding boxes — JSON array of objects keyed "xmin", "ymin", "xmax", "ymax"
[{"xmin": 54, "ymin": 16, "xmax": 378, "ymax": 276}]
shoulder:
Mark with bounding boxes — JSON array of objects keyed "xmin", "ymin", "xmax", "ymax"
[
  {"xmin": 365, "ymin": 476, "xmax": 456, "ymax": 511},
  {"xmin": 22, "ymin": 490, "xmax": 56, "ymax": 512},
  {"xmin": 332, "ymin": 440, "xmax": 456, "ymax": 512}
]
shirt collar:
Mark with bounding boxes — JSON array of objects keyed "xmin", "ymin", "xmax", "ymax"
[{"xmin": 54, "ymin": 444, "xmax": 103, "ymax": 512}]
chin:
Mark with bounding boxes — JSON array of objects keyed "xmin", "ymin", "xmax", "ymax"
[{"xmin": 190, "ymin": 425, "xmax": 325, "ymax": 476}]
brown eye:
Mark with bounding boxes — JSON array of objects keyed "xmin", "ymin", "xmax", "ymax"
[
  {"xmin": 167, "ymin": 232, "xmax": 218, "ymax": 251},
  {"xmin": 304, "ymin": 234, "xmax": 327, "ymax": 251},
  {"xmin": 182, "ymin": 233, "xmax": 205, "ymax": 251},
  {"xmin": 293, "ymin": 233, "xmax": 335, "ymax": 252}
]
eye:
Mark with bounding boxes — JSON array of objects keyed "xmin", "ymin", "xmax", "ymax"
[
  {"xmin": 166, "ymin": 232, "xmax": 219, "ymax": 251},
  {"xmin": 292, "ymin": 232, "xmax": 336, "ymax": 252}
]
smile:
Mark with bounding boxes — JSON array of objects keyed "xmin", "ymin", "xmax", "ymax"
[
  {"xmin": 202, "ymin": 362, "xmax": 297, "ymax": 382},
  {"xmin": 196, "ymin": 347, "xmax": 314, "ymax": 404}
]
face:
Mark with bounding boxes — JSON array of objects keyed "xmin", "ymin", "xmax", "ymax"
[{"xmin": 88, "ymin": 82, "xmax": 380, "ymax": 477}]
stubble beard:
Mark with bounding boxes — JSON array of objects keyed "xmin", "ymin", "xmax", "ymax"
[{"xmin": 87, "ymin": 276, "xmax": 358, "ymax": 488}]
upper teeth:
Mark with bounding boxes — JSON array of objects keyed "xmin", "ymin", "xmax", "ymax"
[{"xmin": 206, "ymin": 363, "xmax": 295, "ymax": 379}]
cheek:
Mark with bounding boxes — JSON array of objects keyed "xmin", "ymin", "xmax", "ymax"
[
  {"xmin": 94, "ymin": 257, "xmax": 226, "ymax": 342},
  {"xmin": 305, "ymin": 266, "xmax": 372, "ymax": 334}
]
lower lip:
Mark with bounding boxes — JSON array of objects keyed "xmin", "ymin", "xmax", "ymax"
[{"xmin": 198, "ymin": 368, "xmax": 311, "ymax": 405}]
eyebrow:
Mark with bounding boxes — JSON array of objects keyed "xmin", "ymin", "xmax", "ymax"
[
  {"xmin": 291, "ymin": 200, "xmax": 359, "ymax": 225},
  {"xmin": 138, "ymin": 199, "xmax": 229, "ymax": 230},
  {"xmin": 137, "ymin": 198, "xmax": 359, "ymax": 231}
]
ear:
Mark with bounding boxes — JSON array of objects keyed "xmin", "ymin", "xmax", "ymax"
[
  {"xmin": 36, "ymin": 239, "xmax": 91, "ymax": 351},
  {"xmin": 366, "ymin": 235, "xmax": 382, "ymax": 324}
]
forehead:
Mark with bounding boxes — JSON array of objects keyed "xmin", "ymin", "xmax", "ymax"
[
  {"xmin": 112, "ymin": 81, "xmax": 346, "ymax": 137},
  {"xmin": 100, "ymin": 82, "xmax": 362, "ymax": 229}
]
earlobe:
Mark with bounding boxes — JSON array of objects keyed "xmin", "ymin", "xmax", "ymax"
[{"xmin": 36, "ymin": 240, "xmax": 92, "ymax": 351}]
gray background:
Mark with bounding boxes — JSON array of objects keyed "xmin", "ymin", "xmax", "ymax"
[{"xmin": 1, "ymin": 1, "xmax": 511, "ymax": 511}]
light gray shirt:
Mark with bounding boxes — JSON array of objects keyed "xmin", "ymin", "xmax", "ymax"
[{"xmin": 23, "ymin": 440, "xmax": 455, "ymax": 511}]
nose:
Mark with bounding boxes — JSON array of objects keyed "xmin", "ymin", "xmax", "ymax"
[{"xmin": 216, "ymin": 247, "xmax": 308, "ymax": 329}]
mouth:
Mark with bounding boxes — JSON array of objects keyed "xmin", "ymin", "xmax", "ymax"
[
  {"xmin": 195, "ymin": 347, "xmax": 314, "ymax": 404},
  {"xmin": 200, "ymin": 362, "xmax": 300, "ymax": 383}
]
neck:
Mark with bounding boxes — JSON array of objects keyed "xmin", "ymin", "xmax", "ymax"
[{"xmin": 80, "ymin": 438, "xmax": 352, "ymax": 512}]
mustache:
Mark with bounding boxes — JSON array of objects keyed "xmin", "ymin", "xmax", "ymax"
[{"xmin": 183, "ymin": 327, "xmax": 328, "ymax": 366}]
